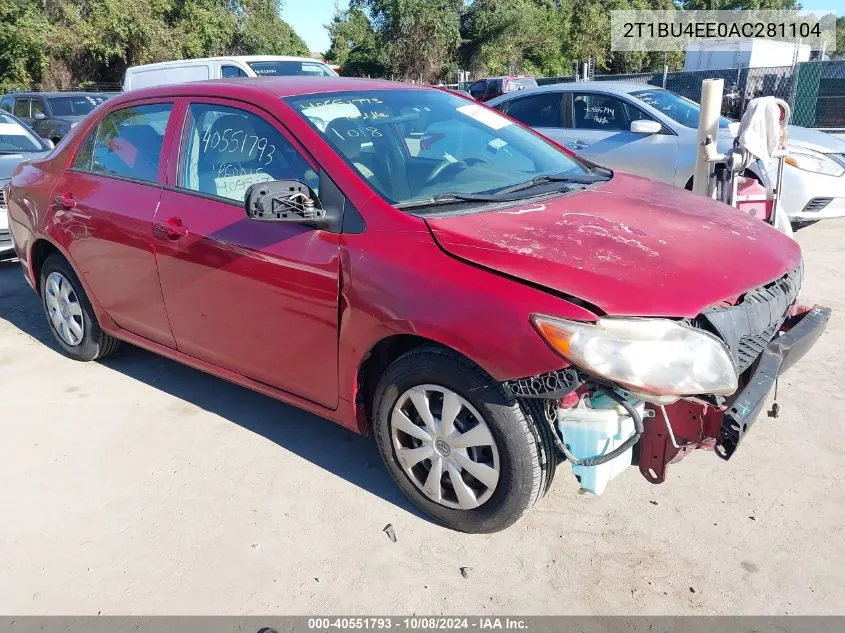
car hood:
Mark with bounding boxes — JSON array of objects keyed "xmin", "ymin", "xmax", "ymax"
[
  {"xmin": 0, "ymin": 151, "xmax": 49, "ymax": 179},
  {"xmin": 718, "ymin": 123, "xmax": 845, "ymax": 154},
  {"xmin": 425, "ymin": 173, "xmax": 801, "ymax": 318},
  {"xmin": 783, "ymin": 125, "xmax": 845, "ymax": 153}
]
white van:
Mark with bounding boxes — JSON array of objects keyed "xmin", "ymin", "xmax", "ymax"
[{"xmin": 122, "ymin": 55, "xmax": 338, "ymax": 92}]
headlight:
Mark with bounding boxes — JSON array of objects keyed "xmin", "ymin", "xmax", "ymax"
[
  {"xmin": 532, "ymin": 315, "xmax": 738, "ymax": 401},
  {"xmin": 785, "ymin": 147, "xmax": 844, "ymax": 177}
]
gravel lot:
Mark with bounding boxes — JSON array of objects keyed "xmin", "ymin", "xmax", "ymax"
[{"xmin": 1, "ymin": 219, "xmax": 844, "ymax": 615}]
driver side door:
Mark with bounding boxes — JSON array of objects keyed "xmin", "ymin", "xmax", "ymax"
[
  {"xmin": 154, "ymin": 98, "xmax": 341, "ymax": 408},
  {"xmin": 565, "ymin": 91, "xmax": 678, "ymax": 185}
]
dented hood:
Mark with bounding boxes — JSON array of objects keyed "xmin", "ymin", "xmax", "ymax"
[{"xmin": 425, "ymin": 173, "xmax": 802, "ymax": 318}]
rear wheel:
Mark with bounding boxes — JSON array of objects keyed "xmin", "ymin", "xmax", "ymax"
[
  {"xmin": 40, "ymin": 253, "xmax": 120, "ymax": 361},
  {"xmin": 372, "ymin": 346, "xmax": 555, "ymax": 533}
]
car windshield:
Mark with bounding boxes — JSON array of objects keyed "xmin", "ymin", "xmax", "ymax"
[
  {"xmin": 284, "ymin": 89, "xmax": 601, "ymax": 208},
  {"xmin": 0, "ymin": 113, "xmax": 45, "ymax": 153},
  {"xmin": 248, "ymin": 61, "xmax": 336, "ymax": 77},
  {"xmin": 48, "ymin": 95, "xmax": 108, "ymax": 116},
  {"xmin": 631, "ymin": 89, "xmax": 731, "ymax": 129}
]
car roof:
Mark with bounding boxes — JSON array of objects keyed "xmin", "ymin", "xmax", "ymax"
[
  {"xmin": 486, "ymin": 81, "xmax": 661, "ymax": 106},
  {"xmin": 111, "ymin": 76, "xmax": 426, "ymax": 104},
  {"xmin": 504, "ymin": 80, "xmax": 657, "ymax": 96},
  {"xmin": 126, "ymin": 55, "xmax": 330, "ymax": 71}
]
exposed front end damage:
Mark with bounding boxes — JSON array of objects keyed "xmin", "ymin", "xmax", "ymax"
[{"xmin": 506, "ymin": 267, "xmax": 832, "ymax": 494}]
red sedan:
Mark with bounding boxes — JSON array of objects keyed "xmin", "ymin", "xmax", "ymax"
[{"xmin": 5, "ymin": 78, "xmax": 830, "ymax": 532}]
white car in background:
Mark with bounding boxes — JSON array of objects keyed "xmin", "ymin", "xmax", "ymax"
[
  {"xmin": 123, "ymin": 55, "xmax": 337, "ymax": 91},
  {"xmin": 0, "ymin": 111, "xmax": 52, "ymax": 259},
  {"xmin": 488, "ymin": 82, "xmax": 845, "ymax": 224}
]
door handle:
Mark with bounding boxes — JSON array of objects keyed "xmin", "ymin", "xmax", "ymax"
[
  {"xmin": 154, "ymin": 218, "xmax": 189, "ymax": 240},
  {"xmin": 54, "ymin": 194, "xmax": 76, "ymax": 209}
]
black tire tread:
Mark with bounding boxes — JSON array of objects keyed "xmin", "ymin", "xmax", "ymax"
[
  {"xmin": 41, "ymin": 252, "xmax": 121, "ymax": 361},
  {"xmin": 373, "ymin": 345, "xmax": 554, "ymax": 533}
]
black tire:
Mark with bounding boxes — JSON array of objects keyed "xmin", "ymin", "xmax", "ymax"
[
  {"xmin": 372, "ymin": 345, "xmax": 556, "ymax": 533},
  {"xmin": 40, "ymin": 253, "xmax": 120, "ymax": 361}
]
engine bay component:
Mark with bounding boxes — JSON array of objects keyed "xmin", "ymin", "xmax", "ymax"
[{"xmin": 555, "ymin": 388, "xmax": 644, "ymax": 495}]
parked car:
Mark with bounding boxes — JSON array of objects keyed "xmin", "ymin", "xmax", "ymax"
[
  {"xmin": 488, "ymin": 82, "xmax": 845, "ymax": 223},
  {"xmin": 0, "ymin": 111, "xmax": 53, "ymax": 259},
  {"xmin": 122, "ymin": 55, "xmax": 337, "ymax": 91},
  {"xmin": 467, "ymin": 75, "xmax": 537, "ymax": 102},
  {"xmin": 0, "ymin": 92, "xmax": 110, "ymax": 145},
  {"xmin": 5, "ymin": 78, "xmax": 829, "ymax": 532}
]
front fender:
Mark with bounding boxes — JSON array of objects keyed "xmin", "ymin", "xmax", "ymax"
[{"xmin": 337, "ymin": 227, "xmax": 598, "ymax": 405}]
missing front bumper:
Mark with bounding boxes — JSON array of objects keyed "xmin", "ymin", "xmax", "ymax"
[{"xmin": 717, "ymin": 304, "xmax": 832, "ymax": 460}]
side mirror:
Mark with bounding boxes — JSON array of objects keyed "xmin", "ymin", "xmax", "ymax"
[
  {"xmin": 33, "ymin": 112, "xmax": 47, "ymax": 120},
  {"xmin": 630, "ymin": 120, "xmax": 662, "ymax": 135},
  {"xmin": 244, "ymin": 180, "xmax": 327, "ymax": 226}
]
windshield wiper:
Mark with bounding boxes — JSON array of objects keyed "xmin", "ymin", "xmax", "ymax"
[
  {"xmin": 395, "ymin": 191, "xmax": 503, "ymax": 210},
  {"xmin": 495, "ymin": 172, "xmax": 604, "ymax": 197}
]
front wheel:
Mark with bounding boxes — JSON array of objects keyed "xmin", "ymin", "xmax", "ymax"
[{"xmin": 372, "ymin": 346, "xmax": 555, "ymax": 533}]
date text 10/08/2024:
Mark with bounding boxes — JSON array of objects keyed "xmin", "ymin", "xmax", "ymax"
[{"xmin": 303, "ymin": 617, "xmax": 529, "ymax": 630}]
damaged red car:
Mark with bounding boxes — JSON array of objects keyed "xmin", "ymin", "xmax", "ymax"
[{"xmin": 5, "ymin": 78, "xmax": 831, "ymax": 533}]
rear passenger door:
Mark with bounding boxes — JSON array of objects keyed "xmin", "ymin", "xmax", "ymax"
[
  {"xmin": 495, "ymin": 92, "xmax": 565, "ymax": 144},
  {"xmin": 50, "ymin": 99, "xmax": 178, "ymax": 347},
  {"xmin": 153, "ymin": 99, "xmax": 341, "ymax": 408}
]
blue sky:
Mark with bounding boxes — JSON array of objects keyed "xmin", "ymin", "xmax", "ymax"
[
  {"xmin": 284, "ymin": 1, "xmax": 839, "ymax": 56},
  {"xmin": 283, "ymin": 0, "xmax": 336, "ymax": 54}
]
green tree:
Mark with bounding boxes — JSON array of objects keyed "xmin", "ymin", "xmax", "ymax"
[
  {"xmin": 0, "ymin": 0, "xmax": 51, "ymax": 90},
  {"xmin": 325, "ymin": 2, "xmax": 388, "ymax": 76},
  {"xmin": 461, "ymin": 0, "xmax": 571, "ymax": 77},
  {"xmin": 0, "ymin": 0, "xmax": 309, "ymax": 90}
]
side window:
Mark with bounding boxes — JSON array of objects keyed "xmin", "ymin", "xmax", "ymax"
[
  {"xmin": 221, "ymin": 65, "xmax": 248, "ymax": 78},
  {"xmin": 468, "ymin": 81, "xmax": 486, "ymax": 99},
  {"xmin": 572, "ymin": 93, "xmax": 627, "ymax": 131},
  {"xmin": 13, "ymin": 99, "xmax": 30, "ymax": 118},
  {"xmin": 30, "ymin": 99, "xmax": 45, "ymax": 118},
  {"xmin": 300, "ymin": 63, "xmax": 334, "ymax": 77},
  {"xmin": 501, "ymin": 93, "xmax": 562, "ymax": 128},
  {"xmin": 621, "ymin": 100, "xmax": 656, "ymax": 125},
  {"xmin": 72, "ymin": 131, "xmax": 96, "ymax": 170},
  {"xmin": 179, "ymin": 103, "xmax": 317, "ymax": 204},
  {"xmin": 90, "ymin": 103, "xmax": 172, "ymax": 183},
  {"xmin": 0, "ymin": 96, "xmax": 11, "ymax": 112}
]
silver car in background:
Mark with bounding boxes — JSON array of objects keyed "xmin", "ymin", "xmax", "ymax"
[
  {"xmin": 489, "ymin": 82, "xmax": 845, "ymax": 223},
  {"xmin": 0, "ymin": 111, "xmax": 52, "ymax": 259}
]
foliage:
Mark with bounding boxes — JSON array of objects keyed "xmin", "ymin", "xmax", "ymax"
[
  {"xmin": 326, "ymin": 0, "xmax": 697, "ymax": 82},
  {"xmin": 0, "ymin": 0, "xmax": 308, "ymax": 90},
  {"xmin": 327, "ymin": 0, "xmax": 461, "ymax": 82},
  {"xmin": 2, "ymin": 0, "xmax": 821, "ymax": 90}
]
